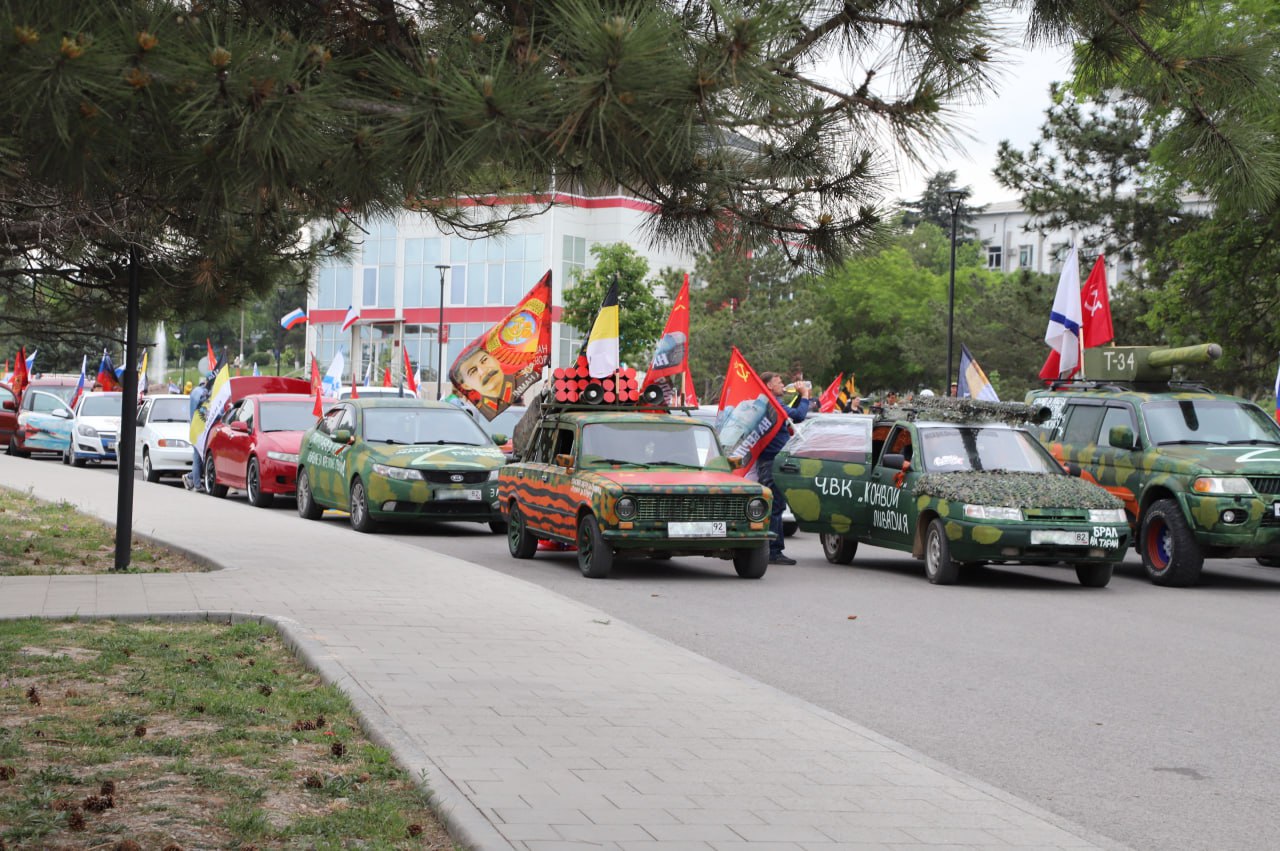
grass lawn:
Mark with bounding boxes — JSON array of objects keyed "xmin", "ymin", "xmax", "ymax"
[
  {"xmin": 0, "ymin": 489, "xmax": 201, "ymax": 576},
  {"xmin": 0, "ymin": 489, "xmax": 456, "ymax": 849}
]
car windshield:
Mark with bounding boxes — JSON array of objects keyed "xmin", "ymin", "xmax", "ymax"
[
  {"xmin": 149, "ymin": 398, "xmax": 190, "ymax": 423},
  {"xmin": 34, "ymin": 385, "xmax": 77, "ymax": 402},
  {"xmin": 479, "ymin": 405, "xmax": 525, "ymax": 438},
  {"xmin": 80, "ymin": 395, "xmax": 121, "ymax": 417},
  {"xmin": 787, "ymin": 415, "xmax": 873, "ymax": 463},
  {"xmin": 1142, "ymin": 399, "xmax": 1280, "ymax": 445},
  {"xmin": 259, "ymin": 400, "xmax": 319, "ymax": 433},
  {"xmin": 919, "ymin": 426, "xmax": 1061, "ymax": 474},
  {"xmin": 580, "ymin": 421, "xmax": 727, "ymax": 470},
  {"xmin": 362, "ymin": 406, "xmax": 489, "ymax": 445}
]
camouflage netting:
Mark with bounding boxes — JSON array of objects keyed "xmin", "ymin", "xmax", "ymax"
[
  {"xmin": 879, "ymin": 397, "xmax": 1050, "ymax": 427},
  {"xmin": 914, "ymin": 471, "xmax": 1123, "ymax": 509}
]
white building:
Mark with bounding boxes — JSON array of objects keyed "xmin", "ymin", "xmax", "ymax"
[{"xmin": 305, "ymin": 192, "xmax": 697, "ymax": 398}]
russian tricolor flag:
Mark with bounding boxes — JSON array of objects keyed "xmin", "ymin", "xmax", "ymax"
[
  {"xmin": 341, "ymin": 305, "xmax": 361, "ymax": 332},
  {"xmin": 70, "ymin": 355, "xmax": 87, "ymax": 409},
  {"xmin": 280, "ymin": 307, "xmax": 307, "ymax": 330}
]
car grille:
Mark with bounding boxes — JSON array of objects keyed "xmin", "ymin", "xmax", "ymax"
[
  {"xmin": 421, "ymin": 470, "xmax": 491, "ymax": 484},
  {"xmin": 1023, "ymin": 507, "xmax": 1092, "ymax": 521},
  {"xmin": 1248, "ymin": 476, "xmax": 1280, "ymax": 496},
  {"xmin": 634, "ymin": 495, "xmax": 748, "ymax": 521}
]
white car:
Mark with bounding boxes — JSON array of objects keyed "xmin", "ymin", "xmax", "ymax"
[
  {"xmin": 135, "ymin": 395, "xmax": 192, "ymax": 482},
  {"xmin": 337, "ymin": 386, "xmax": 419, "ymax": 400},
  {"xmin": 66, "ymin": 391, "xmax": 123, "ymax": 466}
]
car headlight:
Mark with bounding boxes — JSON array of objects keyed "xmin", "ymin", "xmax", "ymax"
[
  {"xmin": 487, "ymin": 469, "xmax": 500, "ymax": 481},
  {"xmin": 157, "ymin": 438, "xmax": 191, "ymax": 449},
  {"xmin": 1191, "ymin": 476, "xmax": 1253, "ymax": 495},
  {"xmin": 77, "ymin": 424, "xmax": 98, "ymax": 437},
  {"xmin": 963, "ymin": 504, "xmax": 1023, "ymax": 521},
  {"xmin": 372, "ymin": 463, "xmax": 421, "ymax": 481},
  {"xmin": 267, "ymin": 451, "xmax": 299, "ymax": 464},
  {"xmin": 745, "ymin": 497, "xmax": 769, "ymax": 521},
  {"xmin": 1088, "ymin": 508, "xmax": 1127, "ymax": 523},
  {"xmin": 616, "ymin": 495, "xmax": 637, "ymax": 520}
]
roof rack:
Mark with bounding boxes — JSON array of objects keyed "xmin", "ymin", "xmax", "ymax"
[
  {"xmin": 875, "ymin": 396, "xmax": 1049, "ymax": 427},
  {"xmin": 1046, "ymin": 378, "xmax": 1214, "ymax": 393}
]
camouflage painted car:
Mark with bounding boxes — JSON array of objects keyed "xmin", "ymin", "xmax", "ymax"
[
  {"xmin": 498, "ymin": 405, "xmax": 772, "ymax": 579},
  {"xmin": 772, "ymin": 400, "xmax": 1130, "ymax": 586},
  {"xmin": 1028, "ymin": 378, "xmax": 1280, "ymax": 587},
  {"xmin": 295, "ymin": 398, "xmax": 506, "ymax": 533}
]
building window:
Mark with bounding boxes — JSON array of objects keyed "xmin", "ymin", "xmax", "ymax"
[
  {"xmin": 314, "ymin": 324, "xmax": 345, "ymax": 376},
  {"xmin": 358, "ymin": 220, "xmax": 398, "ymax": 308},
  {"xmin": 557, "ymin": 326, "xmax": 584, "ymax": 369},
  {"xmin": 1019, "ymin": 245, "xmax": 1034, "ymax": 268},
  {"xmin": 316, "ymin": 264, "xmax": 353, "ymax": 309},
  {"xmin": 562, "ymin": 235, "xmax": 587, "ymax": 290},
  {"xmin": 403, "ymin": 238, "xmax": 444, "ymax": 307},
  {"xmin": 447, "ymin": 234, "xmax": 544, "ymax": 307},
  {"xmin": 986, "ymin": 246, "xmax": 1003, "ymax": 270},
  {"xmin": 1050, "ymin": 243, "xmax": 1069, "ymax": 275}
]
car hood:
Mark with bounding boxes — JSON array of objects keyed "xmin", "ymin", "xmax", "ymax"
[
  {"xmin": 1153, "ymin": 443, "xmax": 1280, "ymax": 475},
  {"xmin": 80, "ymin": 415, "xmax": 122, "ymax": 431},
  {"xmin": 146, "ymin": 421, "xmax": 191, "ymax": 440},
  {"xmin": 369, "ymin": 442, "xmax": 506, "ymax": 470},
  {"xmin": 915, "ymin": 470, "xmax": 1122, "ymax": 510},
  {"xmin": 259, "ymin": 431, "xmax": 306, "ymax": 453},
  {"xmin": 584, "ymin": 469, "xmax": 762, "ymax": 491}
]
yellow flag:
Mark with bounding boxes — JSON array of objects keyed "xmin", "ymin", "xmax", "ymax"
[{"xmin": 585, "ymin": 280, "xmax": 620, "ymax": 378}]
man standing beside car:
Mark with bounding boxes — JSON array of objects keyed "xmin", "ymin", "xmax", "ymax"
[
  {"xmin": 757, "ymin": 372, "xmax": 810, "ymax": 565},
  {"xmin": 183, "ymin": 375, "xmax": 209, "ymax": 492}
]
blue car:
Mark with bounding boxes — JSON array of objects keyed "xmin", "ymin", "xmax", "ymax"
[{"xmin": 11, "ymin": 383, "xmax": 76, "ymax": 458}]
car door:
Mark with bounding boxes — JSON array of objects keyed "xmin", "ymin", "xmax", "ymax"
[
  {"xmin": 21, "ymin": 390, "xmax": 73, "ymax": 452},
  {"xmin": 865, "ymin": 424, "xmax": 916, "ymax": 550},
  {"xmin": 1083, "ymin": 402, "xmax": 1143, "ymax": 519},
  {"xmin": 316, "ymin": 405, "xmax": 356, "ymax": 507},
  {"xmin": 135, "ymin": 399, "xmax": 153, "ymax": 468},
  {"xmin": 222, "ymin": 400, "xmax": 255, "ymax": 486},
  {"xmin": 516, "ymin": 423, "xmax": 567, "ymax": 539}
]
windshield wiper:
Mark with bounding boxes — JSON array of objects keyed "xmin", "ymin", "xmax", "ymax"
[
  {"xmin": 1157, "ymin": 439, "xmax": 1226, "ymax": 446},
  {"xmin": 591, "ymin": 458, "xmax": 644, "ymax": 467},
  {"xmin": 652, "ymin": 461, "xmax": 704, "ymax": 469},
  {"xmin": 1225, "ymin": 439, "xmax": 1280, "ymax": 445}
]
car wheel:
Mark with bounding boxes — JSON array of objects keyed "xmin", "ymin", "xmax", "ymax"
[
  {"xmin": 62, "ymin": 446, "xmax": 71, "ymax": 465},
  {"xmin": 1075, "ymin": 561, "xmax": 1113, "ymax": 587},
  {"xmin": 296, "ymin": 468, "xmax": 323, "ymax": 520},
  {"xmin": 1140, "ymin": 498, "xmax": 1203, "ymax": 587},
  {"xmin": 820, "ymin": 532, "xmax": 858, "ymax": 565},
  {"xmin": 348, "ymin": 476, "xmax": 378, "ymax": 533},
  {"xmin": 246, "ymin": 457, "xmax": 274, "ymax": 508},
  {"xmin": 783, "ymin": 521, "xmax": 798, "ymax": 537},
  {"xmin": 732, "ymin": 542, "xmax": 769, "ymax": 579},
  {"xmin": 924, "ymin": 518, "xmax": 961, "ymax": 585},
  {"xmin": 204, "ymin": 455, "xmax": 228, "ymax": 498},
  {"xmin": 1255, "ymin": 556, "xmax": 1280, "ymax": 568},
  {"xmin": 576, "ymin": 513, "xmax": 613, "ymax": 579},
  {"xmin": 143, "ymin": 449, "xmax": 160, "ymax": 483},
  {"xmin": 72, "ymin": 450, "xmax": 86, "ymax": 467},
  {"xmin": 506, "ymin": 502, "xmax": 539, "ymax": 559},
  {"xmin": 11, "ymin": 441, "xmax": 30, "ymax": 458}
]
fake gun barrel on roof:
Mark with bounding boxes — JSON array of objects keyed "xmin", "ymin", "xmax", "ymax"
[{"xmin": 1082, "ymin": 343, "xmax": 1222, "ymax": 385}]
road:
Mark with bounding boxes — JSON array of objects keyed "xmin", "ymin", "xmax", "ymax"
[{"xmin": 109, "ymin": 461, "xmax": 1280, "ymax": 850}]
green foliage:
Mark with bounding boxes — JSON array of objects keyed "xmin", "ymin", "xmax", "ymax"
[
  {"xmin": 915, "ymin": 471, "xmax": 1123, "ymax": 509},
  {"xmin": 687, "ymin": 242, "xmax": 835, "ymax": 400},
  {"xmin": 561, "ymin": 243, "xmax": 667, "ymax": 367},
  {"xmin": 899, "ymin": 171, "xmax": 980, "ymax": 238}
]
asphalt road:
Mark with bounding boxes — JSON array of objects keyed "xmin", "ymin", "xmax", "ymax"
[{"xmin": 108, "ymin": 461, "xmax": 1280, "ymax": 850}]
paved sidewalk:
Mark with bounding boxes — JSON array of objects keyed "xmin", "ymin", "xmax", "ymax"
[{"xmin": 1, "ymin": 454, "xmax": 1122, "ymax": 850}]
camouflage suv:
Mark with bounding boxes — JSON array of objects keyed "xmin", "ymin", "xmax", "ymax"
[
  {"xmin": 498, "ymin": 405, "xmax": 772, "ymax": 579},
  {"xmin": 1028, "ymin": 382, "xmax": 1280, "ymax": 586}
]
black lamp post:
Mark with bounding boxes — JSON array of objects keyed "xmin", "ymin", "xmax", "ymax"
[
  {"xmin": 944, "ymin": 187, "xmax": 968, "ymax": 396},
  {"xmin": 434, "ymin": 264, "xmax": 449, "ymax": 399}
]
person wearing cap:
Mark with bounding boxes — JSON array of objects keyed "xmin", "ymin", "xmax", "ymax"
[{"xmin": 183, "ymin": 374, "xmax": 211, "ymax": 491}]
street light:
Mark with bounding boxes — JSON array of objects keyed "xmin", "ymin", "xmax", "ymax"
[
  {"xmin": 434, "ymin": 264, "xmax": 449, "ymax": 400},
  {"xmin": 944, "ymin": 187, "xmax": 969, "ymax": 396}
]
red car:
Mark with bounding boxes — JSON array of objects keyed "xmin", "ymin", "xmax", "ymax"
[
  {"xmin": 203, "ymin": 393, "xmax": 319, "ymax": 507},
  {"xmin": 0, "ymin": 381, "xmax": 17, "ymax": 449}
]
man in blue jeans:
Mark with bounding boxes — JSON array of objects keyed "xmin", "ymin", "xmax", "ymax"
[
  {"xmin": 755, "ymin": 372, "xmax": 810, "ymax": 565},
  {"xmin": 183, "ymin": 374, "xmax": 210, "ymax": 492}
]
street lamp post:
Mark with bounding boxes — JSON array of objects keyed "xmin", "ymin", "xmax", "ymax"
[
  {"xmin": 944, "ymin": 188, "xmax": 968, "ymax": 396},
  {"xmin": 434, "ymin": 264, "xmax": 449, "ymax": 400}
]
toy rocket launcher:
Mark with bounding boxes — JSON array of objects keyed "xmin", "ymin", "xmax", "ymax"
[{"xmin": 550, "ymin": 356, "xmax": 663, "ymax": 406}]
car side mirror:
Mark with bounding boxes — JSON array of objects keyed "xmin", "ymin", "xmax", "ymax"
[
  {"xmin": 491, "ymin": 433, "xmax": 508, "ymax": 445},
  {"xmin": 332, "ymin": 428, "xmax": 353, "ymax": 444},
  {"xmin": 52, "ymin": 408, "xmax": 72, "ymax": 419},
  {"xmin": 2, "ymin": 400, "xmax": 13, "ymax": 411},
  {"xmin": 881, "ymin": 452, "xmax": 906, "ymax": 470},
  {"xmin": 1108, "ymin": 425, "xmax": 1137, "ymax": 451},
  {"xmin": 554, "ymin": 453, "xmax": 574, "ymax": 469},
  {"xmin": 230, "ymin": 420, "xmax": 250, "ymax": 433}
]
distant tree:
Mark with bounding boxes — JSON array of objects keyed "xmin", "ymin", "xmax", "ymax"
[
  {"xmin": 561, "ymin": 244, "xmax": 667, "ymax": 368},
  {"xmin": 900, "ymin": 171, "xmax": 981, "ymax": 239}
]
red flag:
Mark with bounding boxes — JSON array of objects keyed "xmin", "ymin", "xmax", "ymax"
[
  {"xmin": 11, "ymin": 346, "xmax": 29, "ymax": 399},
  {"xmin": 818, "ymin": 372, "xmax": 844, "ymax": 413},
  {"xmin": 1080, "ymin": 255, "xmax": 1114, "ymax": 348},
  {"xmin": 402, "ymin": 346, "xmax": 419, "ymax": 395},
  {"xmin": 382, "ymin": 366, "xmax": 392, "ymax": 387},
  {"xmin": 206, "ymin": 338, "xmax": 217, "ymax": 372},
  {"xmin": 308, "ymin": 355, "xmax": 324, "ymax": 415},
  {"xmin": 350, "ymin": 374, "xmax": 359, "ymax": 399},
  {"xmin": 1040, "ymin": 254, "xmax": 1112, "ymax": 381},
  {"xmin": 449, "ymin": 270, "xmax": 553, "ymax": 420},
  {"xmin": 645, "ymin": 273, "xmax": 700, "ymax": 406},
  {"xmin": 717, "ymin": 347, "xmax": 787, "ymax": 479}
]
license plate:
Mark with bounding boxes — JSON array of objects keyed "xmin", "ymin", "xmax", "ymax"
[
  {"xmin": 668, "ymin": 520, "xmax": 727, "ymax": 537},
  {"xmin": 1031, "ymin": 530, "xmax": 1090, "ymax": 546},
  {"xmin": 1274, "ymin": 502, "xmax": 1280, "ymax": 518},
  {"xmin": 103, "ymin": 442, "xmax": 115, "ymax": 451},
  {"xmin": 435, "ymin": 489, "xmax": 482, "ymax": 501}
]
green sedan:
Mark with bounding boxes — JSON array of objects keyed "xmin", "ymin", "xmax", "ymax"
[{"xmin": 295, "ymin": 398, "xmax": 507, "ymax": 533}]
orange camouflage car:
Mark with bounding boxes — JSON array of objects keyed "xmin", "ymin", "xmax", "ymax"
[{"xmin": 498, "ymin": 405, "xmax": 772, "ymax": 579}]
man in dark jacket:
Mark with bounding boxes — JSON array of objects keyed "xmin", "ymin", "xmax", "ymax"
[{"xmin": 757, "ymin": 372, "xmax": 810, "ymax": 564}]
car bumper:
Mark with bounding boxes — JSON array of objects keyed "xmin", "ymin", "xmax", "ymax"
[
  {"xmin": 602, "ymin": 520, "xmax": 771, "ymax": 550},
  {"xmin": 1181, "ymin": 493, "xmax": 1280, "ymax": 554},
  {"xmin": 259, "ymin": 456, "xmax": 299, "ymax": 495},
  {"xmin": 72, "ymin": 433, "xmax": 118, "ymax": 461},
  {"xmin": 366, "ymin": 476, "xmax": 502, "ymax": 521},
  {"xmin": 942, "ymin": 519, "xmax": 1130, "ymax": 564},
  {"xmin": 145, "ymin": 445, "xmax": 194, "ymax": 472}
]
